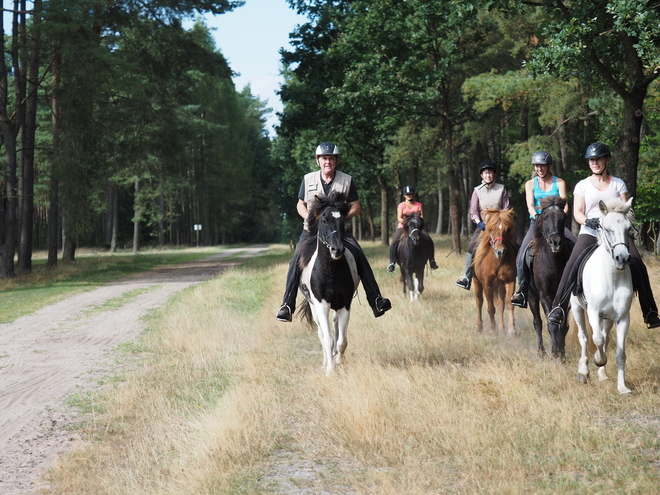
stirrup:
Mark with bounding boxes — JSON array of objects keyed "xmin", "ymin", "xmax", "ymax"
[
  {"xmin": 645, "ymin": 311, "xmax": 660, "ymax": 329},
  {"xmin": 456, "ymin": 276, "xmax": 471, "ymax": 290},
  {"xmin": 511, "ymin": 291, "xmax": 527, "ymax": 308},
  {"xmin": 276, "ymin": 304, "xmax": 292, "ymax": 322},
  {"xmin": 547, "ymin": 306, "xmax": 565, "ymax": 325}
]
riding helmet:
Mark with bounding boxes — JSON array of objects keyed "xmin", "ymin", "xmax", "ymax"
[
  {"xmin": 479, "ymin": 160, "xmax": 497, "ymax": 173},
  {"xmin": 532, "ymin": 151, "xmax": 552, "ymax": 166},
  {"xmin": 584, "ymin": 142, "xmax": 611, "ymax": 159},
  {"xmin": 403, "ymin": 185, "xmax": 415, "ymax": 195},
  {"xmin": 315, "ymin": 142, "xmax": 340, "ymax": 156}
]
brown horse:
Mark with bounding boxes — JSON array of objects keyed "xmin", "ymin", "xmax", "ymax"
[{"xmin": 472, "ymin": 208, "xmax": 517, "ymax": 335}]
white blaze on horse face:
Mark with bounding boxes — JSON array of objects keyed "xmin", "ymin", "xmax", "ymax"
[{"xmin": 332, "ymin": 211, "xmax": 341, "ymax": 219}]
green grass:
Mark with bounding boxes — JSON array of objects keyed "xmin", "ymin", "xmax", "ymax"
[{"xmin": 0, "ymin": 248, "xmax": 225, "ymax": 324}]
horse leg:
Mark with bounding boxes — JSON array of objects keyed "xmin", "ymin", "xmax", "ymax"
[
  {"xmin": 474, "ymin": 280, "xmax": 484, "ymax": 333},
  {"xmin": 484, "ymin": 285, "xmax": 497, "ymax": 333},
  {"xmin": 614, "ymin": 314, "xmax": 632, "ymax": 394},
  {"xmin": 333, "ymin": 308, "xmax": 350, "ymax": 366},
  {"xmin": 588, "ymin": 309, "xmax": 608, "ymax": 369},
  {"xmin": 313, "ymin": 302, "xmax": 335, "ymax": 376},
  {"xmin": 571, "ymin": 297, "xmax": 590, "ymax": 384},
  {"xmin": 412, "ymin": 274, "xmax": 420, "ymax": 301},
  {"xmin": 529, "ymin": 296, "xmax": 546, "ymax": 357},
  {"xmin": 417, "ymin": 270, "xmax": 424, "ymax": 296},
  {"xmin": 495, "ymin": 284, "xmax": 506, "ymax": 334},
  {"xmin": 505, "ymin": 281, "xmax": 516, "ymax": 336}
]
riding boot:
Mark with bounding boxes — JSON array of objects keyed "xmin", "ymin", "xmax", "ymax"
[
  {"xmin": 276, "ymin": 247, "xmax": 302, "ymax": 322},
  {"xmin": 456, "ymin": 252, "xmax": 473, "ymax": 290},
  {"xmin": 511, "ymin": 264, "xmax": 528, "ymax": 308},
  {"xmin": 630, "ymin": 257, "xmax": 660, "ymax": 329},
  {"xmin": 428, "ymin": 237, "xmax": 438, "ymax": 269},
  {"xmin": 387, "ymin": 242, "xmax": 397, "ymax": 272},
  {"xmin": 345, "ymin": 238, "xmax": 392, "ymax": 317}
]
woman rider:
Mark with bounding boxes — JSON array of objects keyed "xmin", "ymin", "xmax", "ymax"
[
  {"xmin": 546, "ymin": 142, "xmax": 660, "ymax": 329},
  {"xmin": 511, "ymin": 151, "xmax": 575, "ymax": 308}
]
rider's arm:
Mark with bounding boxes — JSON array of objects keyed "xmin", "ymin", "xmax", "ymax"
[
  {"xmin": 297, "ymin": 199, "xmax": 309, "ymax": 220},
  {"xmin": 419, "ymin": 203, "xmax": 425, "ymax": 218},
  {"xmin": 525, "ymin": 179, "xmax": 536, "ymax": 218},
  {"xmin": 470, "ymin": 191, "xmax": 481, "ymax": 224},
  {"xmin": 396, "ymin": 203, "xmax": 405, "ymax": 224},
  {"xmin": 573, "ymin": 194, "xmax": 587, "ymax": 225},
  {"xmin": 556, "ymin": 178, "xmax": 570, "ymax": 214},
  {"xmin": 347, "ymin": 200, "xmax": 361, "ymax": 220}
]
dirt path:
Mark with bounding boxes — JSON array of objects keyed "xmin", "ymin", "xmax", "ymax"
[{"xmin": 0, "ymin": 246, "xmax": 270, "ymax": 494}]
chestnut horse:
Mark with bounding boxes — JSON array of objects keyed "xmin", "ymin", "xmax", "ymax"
[{"xmin": 472, "ymin": 209, "xmax": 517, "ymax": 335}]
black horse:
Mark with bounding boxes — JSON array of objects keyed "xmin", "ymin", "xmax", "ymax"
[
  {"xmin": 396, "ymin": 213, "xmax": 433, "ymax": 301},
  {"xmin": 527, "ymin": 196, "xmax": 574, "ymax": 358},
  {"xmin": 298, "ymin": 191, "xmax": 360, "ymax": 375}
]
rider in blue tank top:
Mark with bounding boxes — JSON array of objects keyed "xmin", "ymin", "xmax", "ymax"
[{"xmin": 511, "ymin": 151, "xmax": 575, "ymax": 308}]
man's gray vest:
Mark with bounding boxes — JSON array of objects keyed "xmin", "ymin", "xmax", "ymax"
[{"xmin": 302, "ymin": 170, "xmax": 352, "ymax": 230}]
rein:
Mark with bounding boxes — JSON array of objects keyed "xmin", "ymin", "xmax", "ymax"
[{"xmin": 318, "ymin": 229, "xmax": 339, "ymax": 249}]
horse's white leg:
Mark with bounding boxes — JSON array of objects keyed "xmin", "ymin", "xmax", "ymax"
[
  {"xmin": 333, "ymin": 308, "xmax": 350, "ymax": 365},
  {"xmin": 571, "ymin": 298, "xmax": 590, "ymax": 384},
  {"xmin": 413, "ymin": 275, "xmax": 420, "ymax": 301},
  {"xmin": 614, "ymin": 314, "xmax": 632, "ymax": 394},
  {"xmin": 587, "ymin": 309, "xmax": 608, "ymax": 369},
  {"xmin": 313, "ymin": 302, "xmax": 335, "ymax": 375}
]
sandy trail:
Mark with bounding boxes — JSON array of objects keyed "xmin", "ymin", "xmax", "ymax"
[{"xmin": 0, "ymin": 246, "xmax": 270, "ymax": 494}]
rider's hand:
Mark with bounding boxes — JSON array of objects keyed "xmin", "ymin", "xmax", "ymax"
[
  {"xmin": 477, "ymin": 221, "xmax": 485, "ymax": 231},
  {"xmin": 585, "ymin": 218, "xmax": 600, "ymax": 230}
]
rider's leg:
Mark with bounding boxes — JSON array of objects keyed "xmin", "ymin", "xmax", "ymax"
[
  {"xmin": 388, "ymin": 229, "xmax": 403, "ymax": 272},
  {"xmin": 276, "ymin": 231, "xmax": 309, "ymax": 322},
  {"xmin": 345, "ymin": 235, "xmax": 392, "ymax": 317},
  {"xmin": 628, "ymin": 242, "xmax": 660, "ymax": 329},
  {"xmin": 547, "ymin": 234, "xmax": 597, "ymax": 325},
  {"xmin": 512, "ymin": 224, "xmax": 534, "ymax": 308},
  {"xmin": 422, "ymin": 231, "xmax": 439, "ymax": 269},
  {"xmin": 456, "ymin": 230, "xmax": 479, "ymax": 290}
]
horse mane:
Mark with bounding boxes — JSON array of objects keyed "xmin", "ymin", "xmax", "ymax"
[
  {"xmin": 299, "ymin": 191, "xmax": 350, "ymax": 272},
  {"xmin": 403, "ymin": 212, "xmax": 423, "ymax": 232},
  {"xmin": 306, "ymin": 191, "xmax": 350, "ymax": 236},
  {"xmin": 474, "ymin": 208, "xmax": 516, "ymax": 266},
  {"xmin": 532, "ymin": 196, "xmax": 567, "ymax": 245}
]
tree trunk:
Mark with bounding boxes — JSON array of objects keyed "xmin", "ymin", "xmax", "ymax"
[
  {"xmin": 435, "ymin": 167, "xmax": 443, "ymax": 235},
  {"xmin": 61, "ymin": 215, "xmax": 75, "ymax": 261},
  {"xmin": 444, "ymin": 123, "xmax": 461, "ymax": 255},
  {"xmin": 18, "ymin": 0, "xmax": 41, "ymax": 273},
  {"xmin": 379, "ymin": 177, "xmax": 388, "ymax": 245},
  {"xmin": 133, "ymin": 178, "xmax": 140, "ymax": 253},
  {"xmin": 110, "ymin": 183, "xmax": 118, "ymax": 253},
  {"xmin": 617, "ymin": 92, "xmax": 645, "ymax": 201}
]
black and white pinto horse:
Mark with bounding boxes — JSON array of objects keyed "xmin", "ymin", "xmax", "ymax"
[
  {"xmin": 299, "ymin": 192, "xmax": 360, "ymax": 375},
  {"xmin": 396, "ymin": 212, "xmax": 433, "ymax": 301},
  {"xmin": 571, "ymin": 198, "xmax": 635, "ymax": 394}
]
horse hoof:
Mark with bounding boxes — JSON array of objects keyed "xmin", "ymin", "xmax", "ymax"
[
  {"xmin": 577, "ymin": 373, "xmax": 589, "ymax": 384},
  {"xmin": 618, "ymin": 387, "xmax": 632, "ymax": 395}
]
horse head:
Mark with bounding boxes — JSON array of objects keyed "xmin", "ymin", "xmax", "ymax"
[
  {"xmin": 482, "ymin": 208, "xmax": 515, "ymax": 259},
  {"xmin": 599, "ymin": 197, "xmax": 634, "ymax": 270},
  {"xmin": 537, "ymin": 196, "xmax": 567, "ymax": 253},
  {"xmin": 403, "ymin": 213, "xmax": 424, "ymax": 246},
  {"xmin": 308, "ymin": 192, "xmax": 351, "ymax": 261}
]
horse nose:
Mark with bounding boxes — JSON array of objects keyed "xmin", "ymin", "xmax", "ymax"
[
  {"xmin": 331, "ymin": 246, "xmax": 345, "ymax": 259},
  {"xmin": 615, "ymin": 252, "xmax": 631, "ymax": 268}
]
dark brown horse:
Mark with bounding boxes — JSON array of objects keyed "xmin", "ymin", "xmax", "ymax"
[
  {"xmin": 396, "ymin": 212, "xmax": 433, "ymax": 301},
  {"xmin": 472, "ymin": 209, "xmax": 517, "ymax": 335},
  {"xmin": 528, "ymin": 196, "xmax": 574, "ymax": 358}
]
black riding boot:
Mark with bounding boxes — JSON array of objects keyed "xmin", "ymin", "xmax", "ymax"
[
  {"xmin": 387, "ymin": 242, "xmax": 398, "ymax": 272},
  {"xmin": 630, "ymin": 257, "xmax": 660, "ymax": 329},
  {"xmin": 345, "ymin": 238, "xmax": 392, "ymax": 317},
  {"xmin": 511, "ymin": 264, "xmax": 528, "ymax": 308},
  {"xmin": 276, "ymin": 247, "xmax": 302, "ymax": 322}
]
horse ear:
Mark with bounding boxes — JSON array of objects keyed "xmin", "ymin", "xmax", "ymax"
[{"xmin": 598, "ymin": 200, "xmax": 608, "ymax": 216}]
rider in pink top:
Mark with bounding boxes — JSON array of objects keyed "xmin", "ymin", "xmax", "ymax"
[{"xmin": 387, "ymin": 185, "xmax": 438, "ymax": 272}]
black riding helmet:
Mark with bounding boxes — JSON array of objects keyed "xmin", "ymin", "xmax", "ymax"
[
  {"xmin": 403, "ymin": 185, "xmax": 415, "ymax": 195},
  {"xmin": 584, "ymin": 142, "xmax": 611, "ymax": 159},
  {"xmin": 479, "ymin": 160, "xmax": 496, "ymax": 173}
]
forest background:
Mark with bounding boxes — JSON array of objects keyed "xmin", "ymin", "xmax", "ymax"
[{"xmin": 1, "ymin": 0, "xmax": 659, "ymax": 280}]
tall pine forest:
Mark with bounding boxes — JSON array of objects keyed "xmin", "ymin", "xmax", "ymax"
[{"xmin": 2, "ymin": 0, "xmax": 660, "ymax": 279}]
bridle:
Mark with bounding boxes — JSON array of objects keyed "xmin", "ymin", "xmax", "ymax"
[
  {"xmin": 540, "ymin": 205, "xmax": 564, "ymax": 244},
  {"xmin": 600, "ymin": 223, "xmax": 629, "ymax": 258}
]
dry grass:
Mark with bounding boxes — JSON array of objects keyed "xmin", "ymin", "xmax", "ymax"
[{"xmin": 42, "ymin": 238, "xmax": 660, "ymax": 494}]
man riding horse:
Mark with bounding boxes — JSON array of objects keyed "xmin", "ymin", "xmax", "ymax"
[{"xmin": 276, "ymin": 142, "xmax": 392, "ymax": 322}]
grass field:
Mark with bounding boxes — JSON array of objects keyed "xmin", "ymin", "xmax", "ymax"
[{"xmin": 36, "ymin": 238, "xmax": 660, "ymax": 494}]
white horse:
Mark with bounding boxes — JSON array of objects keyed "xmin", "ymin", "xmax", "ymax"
[
  {"xmin": 299, "ymin": 192, "xmax": 360, "ymax": 376},
  {"xmin": 570, "ymin": 197, "xmax": 635, "ymax": 394}
]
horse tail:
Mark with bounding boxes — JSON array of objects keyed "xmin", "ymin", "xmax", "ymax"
[{"xmin": 299, "ymin": 298, "xmax": 315, "ymax": 327}]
